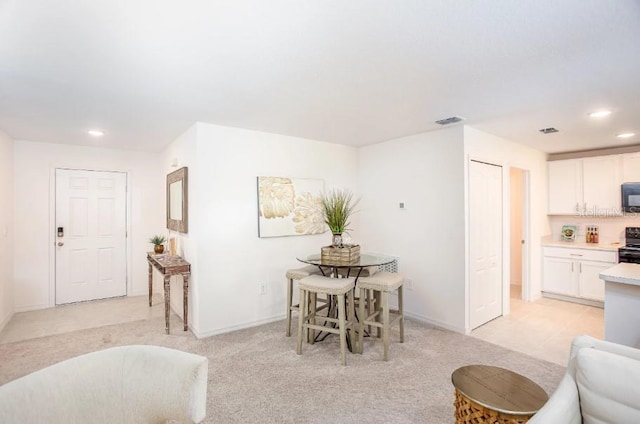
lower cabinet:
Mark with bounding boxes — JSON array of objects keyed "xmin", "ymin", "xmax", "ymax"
[
  {"xmin": 542, "ymin": 256, "xmax": 574, "ymax": 296},
  {"xmin": 542, "ymin": 246, "xmax": 617, "ymax": 302},
  {"xmin": 578, "ymin": 261, "xmax": 610, "ymax": 301}
]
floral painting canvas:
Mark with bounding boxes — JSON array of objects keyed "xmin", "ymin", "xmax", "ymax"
[{"xmin": 257, "ymin": 176, "xmax": 326, "ymax": 237}]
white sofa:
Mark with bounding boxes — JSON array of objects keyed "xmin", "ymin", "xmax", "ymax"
[
  {"xmin": 529, "ymin": 335, "xmax": 640, "ymax": 424},
  {"xmin": 0, "ymin": 345, "xmax": 208, "ymax": 424}
]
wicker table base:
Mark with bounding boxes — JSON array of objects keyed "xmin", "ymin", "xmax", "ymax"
[
  {"xmin": 454, "ymin": 389, "xmax": 533, "ymax": 424},
  {"xmin": 451, "ymin": 365, "xmax": 547, "ymax": 424}
]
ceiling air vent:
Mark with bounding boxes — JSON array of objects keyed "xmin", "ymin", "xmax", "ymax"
[
  {"xmin": 435, "ymin": 116, "xmax": 464, "ymax": 125},
  {"xmin": 539, "ymin": 127, "xmax": 559, "ymax": 134}
]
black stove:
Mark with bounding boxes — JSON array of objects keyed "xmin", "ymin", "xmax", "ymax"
[{"xmin": 618, "ymin": 227, "xmax": 640, "ymax": 263}]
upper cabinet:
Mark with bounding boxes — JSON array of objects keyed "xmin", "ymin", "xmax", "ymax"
[
  {"xmin": 582, "ymin": 156, "xmax": 622, "ymax": 214},
  {"xmin": 548, "ymin": 159, "xmax": 582, "ymax": 215},
  {"xmin": 548, "ymin": 155, "xmax": 622, "ymax": 215}
]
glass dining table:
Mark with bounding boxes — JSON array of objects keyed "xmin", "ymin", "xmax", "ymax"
[{"xmin": 296, "ymin": 252, "xmax": 396, "ymax": 280}]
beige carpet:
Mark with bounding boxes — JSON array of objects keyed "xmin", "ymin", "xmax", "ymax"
[{"xmin": 0, "ymin": 316, "xmax": 565, "ymax": 423}]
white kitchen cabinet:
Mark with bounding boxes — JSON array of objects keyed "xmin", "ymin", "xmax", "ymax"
[
  {"xmin": 548, "ymin": 156, "xmax": 622, "ymax": 215},
  {"xmin": 578, "ymin": 261, "xmax": 609, "ymax": 301},
  {"xmin": 542, "ymin": 246, "xmax": 617, "ymax": 302},
  {"xmin": 582, "ymin": 155, "xmax": 622, "ymax": 215},
  {"xmin": 548, "ymin": 159, "xmax": 582, "ymax": 215},
  {"xmin": 542, "ymin": 256, "xmax": 575, "ymax": 295}
]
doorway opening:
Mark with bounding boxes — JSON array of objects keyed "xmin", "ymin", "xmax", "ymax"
[{"xmin": 509, "ymin": 167, "xmax": 530, "ymax": 305}]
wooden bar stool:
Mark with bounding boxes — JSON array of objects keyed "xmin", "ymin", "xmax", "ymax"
[
  {"xmin": 296, "ymin": 275, "xmax": 356, "ymax": 366},
  {"xmin": 338, "ymin": 266, "xmax": 379, "ymax": 333},
  {"xmin": 285, "ymin": 265, "xmax": 329, "ymax": 337},
  {"xmin": 356, "ymin": 271, "xmax": 405, "ymax": 361}
]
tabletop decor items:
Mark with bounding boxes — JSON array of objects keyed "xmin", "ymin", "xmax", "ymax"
[
  {"xmin": 321, "ymin": 244, "xmax": 361, "ymax": 264},
  {"xmin": 149, "ymin": 235, "xmax": 166, "ymax": 254},
  {"xmin": 319, "ymin": 188, "xmax": 361, "ymax": 263},
  {"xmin": 320, "ymin": 188, "xmax": 359, "ymax": 248},
  {"xmin": 561, "ymin": 225, "xmax": 577, "ymax": 241}
]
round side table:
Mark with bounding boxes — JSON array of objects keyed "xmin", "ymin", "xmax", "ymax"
[{"xmin": 451, "ymin": 365, "xmax": 548, "ymax": 424}]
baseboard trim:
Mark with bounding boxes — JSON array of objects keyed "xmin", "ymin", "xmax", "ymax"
[
  {"xmin": 192, "ymin": 314, "xmax": 285, "ymax": 339},
  {"xmin": 404, "ymin": 311, "xmax": 465, "ymax": 335},
  {"xmin": 542, "ymin": 292, "xmax": 603, "ymax": 308},
  {"xmin": 0, "ymin": 310, "xmax": 14, "ymax": 333},
  {"xmin": 14, "ymin": 303, "xmax": 49, "ymax": 313}
]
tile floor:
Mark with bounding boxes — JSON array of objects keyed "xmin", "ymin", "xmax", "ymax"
[
  {"xmin": 1, "ymin": 287, "xmax": 603, "ymax": 366},
  {"xmin": 470, "ymin": 284, "xmax": 604, "ymax": 366},
  {"xmin": 0, "ymin": 294, "xmax": 165, "ymax": 344}
]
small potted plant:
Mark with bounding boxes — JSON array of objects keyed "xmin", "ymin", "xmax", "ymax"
[
  {"xmin": 149, "ymin": 235, "xmax": 166, "ymax": 254},
  {"xmin": 321, "ymin": 189, "xmax": 359, "ymax": 247}
]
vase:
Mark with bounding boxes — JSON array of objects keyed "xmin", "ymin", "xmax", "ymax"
[
  {"xmin": 332, "ymin": 233, "xmax": 343, "ymax": 248},
  {"xmin": 154, "ymin": 244, "xmax": 165, "ymax": 254}
]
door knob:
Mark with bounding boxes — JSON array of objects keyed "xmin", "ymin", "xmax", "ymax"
[{"xmin": 57, "ymin": 242, "xmax": 64, "ymax": 246}]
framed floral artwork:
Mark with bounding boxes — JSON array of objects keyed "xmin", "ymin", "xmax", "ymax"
[{"xmin": 257, "ymin": 176, "xmax": 326, "ymax": 237}]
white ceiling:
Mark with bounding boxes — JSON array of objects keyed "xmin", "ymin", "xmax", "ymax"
[{"xmin": 1, "ymin": 0, "xmax": 639, "ymax": 153}]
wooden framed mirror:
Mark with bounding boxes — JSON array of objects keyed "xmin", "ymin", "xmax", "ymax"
[{"xmin": 167, "ymin": 167, "xmax": 188, "ymax": 233}]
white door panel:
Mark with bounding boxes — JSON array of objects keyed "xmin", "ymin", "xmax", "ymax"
[
  {"xmin": 56, "ymin": 169, "xmax": 127, "ymax": 304},
  {"xmin": 470, "ymin": 160, "xmax": 503, "ymax": 330}
]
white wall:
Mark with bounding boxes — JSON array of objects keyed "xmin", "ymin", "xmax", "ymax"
[
  {"xmin": 161, "ymin": 124, "xmax": 200, "ymax": 330},
  {"xmin": 0, "ymin": 130, "xmax": 14, "ymax": 330},
  {"xmin": 358, "ymin": 126, "xmax": 467, "ymax": 332},
  {"xmin": 191, "ymin": 122, "xmax": 359, "ymax": 337},
  {"xmin": 13, "ymin": 140, "xmax": 163, "ymax": 311},
  {"xmin": 464, "ymin": 126, "xmax": 550, "ymax": 321}
]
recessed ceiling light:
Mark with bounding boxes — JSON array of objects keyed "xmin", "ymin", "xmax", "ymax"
[
  {"xmin": 617, "ymin": 132, "xmax": 636, "ymax": 139},
  {"xmin": 88, "ymin": 130, "xmax": 104, "ymax": 137},
  {"xmin": 589, "ymin": 110, "xmax": 612, "ymax": 118}
]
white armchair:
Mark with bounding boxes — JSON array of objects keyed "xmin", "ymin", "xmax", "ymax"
[
  {"xmin": 529, "ymin": 335, "xmax": 640, "ymax": 423},
  {"xmin": 0, "ymin": 345, "xmax": 208, "ymax": 424}
]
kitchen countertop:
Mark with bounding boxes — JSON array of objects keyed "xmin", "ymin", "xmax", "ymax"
[
  {"xmin": 600, "ymin": 263, "xmax": 640, "ymax": 286},
  {"xmin": 541, "ymin": 236, "xmax": 621, "ymax": 252}
]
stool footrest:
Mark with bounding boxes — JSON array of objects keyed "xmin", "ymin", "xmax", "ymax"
[
  {"xmin": 362, "ymin": 313, "xmax": 402, "ymax": 328},
  {"xmin": 304, "ymin": 322, "xmax": 353, "ymax": 335},
  {"xmin": 291, "ymin": 303, "xmax": 329, "ymax": 313}
]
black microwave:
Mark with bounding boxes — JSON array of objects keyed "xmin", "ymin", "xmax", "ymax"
[{"xmin": 622, "ymin": 183, "xmax": 640, "ymax": 212}]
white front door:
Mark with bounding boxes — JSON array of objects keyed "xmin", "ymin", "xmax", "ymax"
[
  {"xmin": 55, "ymin": 169, "xmax": 127, "ymax": 304},
  {"xmin": 470, "ymin": 160, "xmax": 503, "ymax": 329}
]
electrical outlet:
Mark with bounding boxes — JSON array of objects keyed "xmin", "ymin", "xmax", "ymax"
[
  {"xmin": 405, "ymin": 278, "xmax": 413, "ymax": 290},
  {"xmin": 259, "ymin": 282, "xmax": 267, "ymax": 295}
]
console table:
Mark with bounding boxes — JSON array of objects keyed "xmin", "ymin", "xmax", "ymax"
[{"xmin": 147, "ymin": 253, "xmax": 191, "ymax": 334}]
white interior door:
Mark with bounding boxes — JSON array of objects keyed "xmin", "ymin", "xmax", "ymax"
[
  {"xmin": 55, "ymin": 169, "xmax": 127, "ymax": 304},
  {"xmin": 470, "ymin": 160, "xmax": 503, "ymax": 329}
]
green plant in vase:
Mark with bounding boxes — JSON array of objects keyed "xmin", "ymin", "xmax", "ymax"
[
  {"xmin": 149, "ymin": 235, "xmax": 166, "ymax": 254},
  {"xmin": 321, "ymin": 189, "xmax": 359, "ymax": 248}
]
